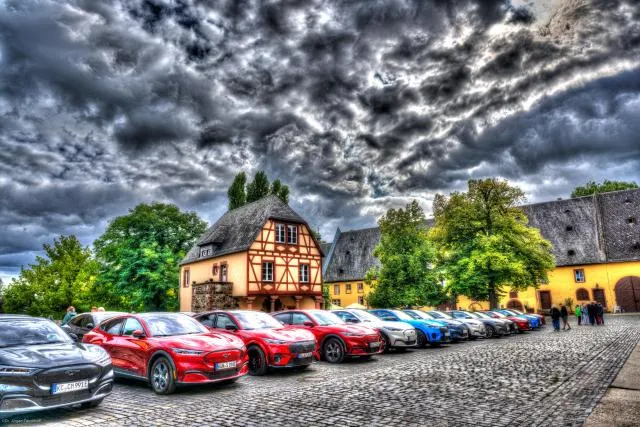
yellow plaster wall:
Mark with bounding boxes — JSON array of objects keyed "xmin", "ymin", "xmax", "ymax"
[{"xmin": 327, "ymin": 281, "xmax": 371, "ymax": 307}]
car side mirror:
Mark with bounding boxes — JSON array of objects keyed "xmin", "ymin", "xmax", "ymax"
[
  {"xmin": 132, "ymin": 330, "xmax": 146, "ymax": 339},
  {"xmin": 303, "ymin": 321, "xmax": 314, "ymax": 328},
  {"xmin": 224, "ymin": 324, "xmax": 238, "ymax": 331}
]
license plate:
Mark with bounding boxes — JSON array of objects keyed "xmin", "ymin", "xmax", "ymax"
[
  {"xmin": 445, "ymin": 332, "xmax": 450, "ymax": 337},
  {"xmin": 369, "ymin": 342, "xmax": 380, "ymax": 349},
  {"xmin": 51, "ymin": 379, "xmax": 88, "ymax": 395},
  {"xmin": 215, "ymin": 361, "xmax": 237, "ymax": 370},
  {"xmin": 297, "ymin": 352, "xmax": 313, "ymax": 359}
]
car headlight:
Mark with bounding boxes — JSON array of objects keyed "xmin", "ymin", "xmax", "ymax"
[
  {"xmin": 171, "ymin": 348, "xmax": 204, "ymax": 355},
  {"xmin": 0, "ymin": 366, "xmax": 39, "ymax": 376},
  {"xmin": 264, "ymin": 339, "xmax": 289, "ymax": 344},
  {"xmin": 385, "ymin": 327, "xmax": 402, "ymax": 332}
]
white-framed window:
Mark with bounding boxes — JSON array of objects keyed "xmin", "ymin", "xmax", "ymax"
[
  {"xmin": 262, "ymin": 262, "xmax": 274, "ymax": 282},
  {"xmin": 275, "ymin": 223, "xmax": 286, "ymax": 243},
  {"xmin": 299, "ymin": 264, "xmax": 309, "ymax": 283},
  {"xmin": 574, "ymin": 269, "xmax": 585, "ymax": 283},
  {"xmin": 287, "ymin": 224, "xmax": 298, "ymax": 245}
]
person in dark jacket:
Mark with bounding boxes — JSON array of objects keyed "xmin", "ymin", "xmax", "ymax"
[
  {"xmin": 560, "ymin": 304, "xmax": 571, "ymax": 330},
  {"xmin": 550, "ymin": 305, "xmax": 561, "ymax": 331},
  {"xmin": 587, "ymin": 302, "xmax": 596, "ymax": 325},
  {"xmin": 596, "ymin": 303, "xmax": 604, "ymax": 325}
]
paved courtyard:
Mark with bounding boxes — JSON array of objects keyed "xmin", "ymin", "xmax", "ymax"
[{"xmin": 5, "ymin": 315, "xmax": 640, "ymax": 426}]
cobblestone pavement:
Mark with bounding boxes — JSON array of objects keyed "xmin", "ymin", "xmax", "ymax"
[{"xmin": 4, "ymin": 315, "xmax": 640, "ymax": 427}]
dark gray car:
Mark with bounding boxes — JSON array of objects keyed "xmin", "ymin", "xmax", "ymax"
[{"xmin": 62, "ymin": 311, "xmax": 126, "ymax": 342}]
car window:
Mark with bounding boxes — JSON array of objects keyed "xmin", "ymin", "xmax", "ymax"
[
  {"xmin": 273, "ymin": 313, "xmax": 291, "ymax": 324},
  {"xmin": 198, "ymin": 314, "xmax": 216, "ymax": 328},
  {"xmin": 373, "ymin": 310, "xmax": 396, "ymax": 321},
  {"xmin": 291, "ymin": 313, "xmax": 311, "ymax": 325},
  {"xmin": 335, "ymin": 311, "xmax": 359, "ymax": 323},
  {"xmin": 101, "ymin": 318, "xmax": 125, "ymax": 335},
  {"xmin": 122, "ymin": 318, "xmax": 144, "ymax": 336},
  {"xmin": 215, "ymin": 314, "xmax": 238, "ymax": 329},
  {"xmin": 69, "ymin": 314, "xmax": 85, "ymax": 327}
]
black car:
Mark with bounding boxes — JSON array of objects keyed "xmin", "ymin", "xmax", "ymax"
[
  {"xmin": 0, "ymin": 315, "xmax": 113, "ymax": 416},
  {"xmin": 62, "ymin": 311, "xmax": 126, "ymax": 341}
]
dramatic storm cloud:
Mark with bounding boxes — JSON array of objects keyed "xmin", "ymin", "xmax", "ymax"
[{"xmin": 1, "ymin": 0, "xmax": 640, "ymax": 278}]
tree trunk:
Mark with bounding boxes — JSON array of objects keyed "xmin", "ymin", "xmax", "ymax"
[{"xmin": 488, "ymin": 286, "xmax": 498, "ymax": 310}]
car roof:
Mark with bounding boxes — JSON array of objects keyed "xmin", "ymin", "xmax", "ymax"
[{"xmin": 0, "ymin": 314, "xmax": 40, "ymax": 321}]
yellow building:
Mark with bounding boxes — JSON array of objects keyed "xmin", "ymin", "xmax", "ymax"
[
  {"xmin": 326, "ymin": 189, "xmax": 640, "ymax": 313},
  {"xmin": 179, "ymin": 195, "xmax": 324, "ymax": 312}
]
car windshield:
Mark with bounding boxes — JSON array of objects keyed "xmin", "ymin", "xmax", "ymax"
[
  {"xmin": 143, "ymin": 314, "xmax": 208, "ymax": 337},
  {"xmin": 473, "ymin": 312, "xmax": 491, "ymax": 319},
  {"xmin": 503, "ymin": 310, "xmax": 518, "ymax": 315},
  {"xmin": 309, "ymin": 311, "xmax": 344, "ymax": 326},
  {"xmin": 0, "ymin": 319, "xmax": 72, "ymax": 348},
  {"xmin": 389, "ymin": 310, "xmax": 413, "ymax": 321},
  {"xmin": 233, "ymin": 311, "xmax": 283, "ymax": 330},
  {"xmin": 350, "ymin": 310, "xmax": 379, "ymax": 322},
  {"xmin": 489, "ymin": 311, "xmax": 507, "ymax": 318},
  {"xmin": 430, "ymin": 311, "xmax": 454, "ymax": 320},
  {"xmin": 463, "ymin": 312, "xmax": 480, "ymax": 319},
  {"xmin": 452, "ymin": 311, "xmax": 472, "ymax": 319},
  {"xmin": 406, "ymin": 310, "xmax": 431, "ymax": 320}
]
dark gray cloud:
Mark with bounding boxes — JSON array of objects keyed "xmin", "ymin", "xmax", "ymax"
[{"xmin": 1, "ymin": 0, "xmax": 640, "ymax": 279}]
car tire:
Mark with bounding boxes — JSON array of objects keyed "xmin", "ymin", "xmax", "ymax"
[
  {"xmin": 150, "ymin": 357, "xmax": 176, "ymax": 395},
  {"xmin": 323, "ymin": 337, "xmax": 345, "ymax": 363},
  {"xmin": 416, "ymin": 330, "xmax": 428, "ymax": 348},
  {"xmin": 80, "ymin": 398, "xmax": 103, "ymax": 409},
  {"xmin": 248, "ymin": 345, "xmax": 268, "ymax": 376},
  {"xmin": 485, "ymin": 325, "xmax": 496, "ymax": 339}
]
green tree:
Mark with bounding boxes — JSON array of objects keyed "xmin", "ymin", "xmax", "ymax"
[
  {"xmin": 430, "ymin": 179, "xmax": 555, "ymax": 309},
  {"xmin": 246, "ymin": 171, "xmax": 271, "ymax": 203},
  {"xmin": 94, "ymin": 203, "xmax": 207, "ymax": 312},
  {"xmin": 270, "ymin": 179, "xmax": 290, "ymax": 204},
  {"xmin": 227, "ymin": 172, "xmax": 247, "ymax": 210},
  {"xmin": 365, "ymin": 200, "xmax": 445, "ymax": 308},
  {"xmin": 3, "ymin": 235, "xmax": 101, "ymax": 318},
  {"xmin": 571, "ymin": 180, "xmax": 638, "ymax": 198}
]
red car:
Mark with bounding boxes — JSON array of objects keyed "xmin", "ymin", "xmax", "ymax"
[
  {"xmin": 83, "ymin": 312, "xmax": 248, "ymax": 394},
  {"xmin": 272, "ymin": 310, "xmax": 383, "ymax": 363},
  {"xmin": 484, "ymin": 311, "xmax": 531, "ymax": 333},
  {"xmin": 190, "ymin": 310, "xmax": 318, "ymax": 376}
]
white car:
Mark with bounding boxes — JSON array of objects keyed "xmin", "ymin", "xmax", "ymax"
[
  {"xmin": 429, "ymin": 310, "xmax": 486, "ymax": 339},
  {"xmin": 332, "ymin": 309, "xmax": 417, "ymax": 352}
]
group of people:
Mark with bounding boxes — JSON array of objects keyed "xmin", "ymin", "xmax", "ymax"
[
  {"xmin": 575, "ymin": 302, "xmax": 605, "ymax": 326},
  {"xmin": 61, "ymin": 305, "xmax": 105, "ymax": 325}
]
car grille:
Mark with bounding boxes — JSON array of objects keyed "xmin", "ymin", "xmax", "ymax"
[
  {"xmin": 205, "ymin": 349, "xmax": 243, "ymax": 365},
  {"xmin": 289, "ymin": 340, "xmax": 315, "ymax": 353},
  {"xmin": 41, "ymin": 390, "xmax": 93, "ymax": 407},
  {"xmin": 35, "ymin": 364, "xmax": 100, "ymax": 387},
  {"xmin": 291, "ymin": 356, "xmax": 314, "ymax": 366}
]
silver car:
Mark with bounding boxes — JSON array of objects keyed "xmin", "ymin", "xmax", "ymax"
[
  {"xmin": 332, "ymin": 309, "xmax": 417, "ymax": 352},
  {"xmin": 429, "ymin": 310, "xmax": 486, "ymax": 339}
]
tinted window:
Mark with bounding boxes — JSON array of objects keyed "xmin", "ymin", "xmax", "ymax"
[
  {"xmin": 215, "ymin": 314, "xmax": 238, "ymax": 329},
  {"xmin": 122, "ymin": 318, "xmax": 144, "ymax": 336},
  {"xmin": 143, "ymin": 314, "xmax": 207, "ymax": 337},
  {"xmin": 0, "ymin": 319, "xmax": 72, "ymax": 348},
  {"xmin": 198, "ymin": 314, "xmax": 216, "ymax": 328},
  {"xmin": 273, "ymin": 313, "xmax": 291, "ymax": 324},
  {"xmin": 69, "ymin": 314, "xmax": 86, "ymax": 327},
  {"xmin": 291, "ymin": 313, "xmax": 311, "ymax": 325},
  {"xmin": 335, "ymin": 311, "xmax": 359, "ymax": 323},
  {"xmin": 101, "ymin": 318, "xmax": 125, "ymax": 335}
]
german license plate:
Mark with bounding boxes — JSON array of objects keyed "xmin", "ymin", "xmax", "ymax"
[
  {"xmin": 297, "ymin": 352, "xmax": 313, "ymax": 358},
  {"xmin": 215, "ymin": 361, "xmax": 237, "ymax": 370},
  {"xmin": 369, "ymin": 342, "xmax": 380, "ymax": 349},
  {"xmin": 445, "ymin": 332, "xmax": 450, "ymax": 337},
  {"xmin": 51, "ymin": 379, "xmax": 88, "ymax": 394}
]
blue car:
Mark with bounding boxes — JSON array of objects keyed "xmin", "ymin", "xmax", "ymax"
[
  {"xmin": 369, "ymin": 309, "xmax": 450, "ymax": 348},
  {"xmin": 403, "ymin": 309, "xmax": 469, "ymax": 342},
  {"xmin": 498, "ymin": 309, "xmax": 541, "ymax": 329}
]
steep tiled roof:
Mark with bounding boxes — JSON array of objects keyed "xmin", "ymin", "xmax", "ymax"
[
  {"xmin": 181, "ymin": 195, "xmax": 308, "ymax": 265},
  {"xmin": 323, "ymin": 227, "xmax": 381, "ymax": 282}
]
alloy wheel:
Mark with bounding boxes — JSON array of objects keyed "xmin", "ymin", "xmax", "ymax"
[
  {"xmin": 324, "ymin": 339, "xmax": 344, "ymax": 363},
  {"xmin": 152, "ymin": 360, "xmax": 169, "ymax": 392}
]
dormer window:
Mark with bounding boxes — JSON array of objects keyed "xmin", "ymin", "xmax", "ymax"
[
  {"xmin": 625, "ymin": 198, "xmax": 632, "ymax": 204},
  {"xmin": 633, "ymin": 242, "xmax": 640, "ymax": 251},
  {"xmin": 566, "ymin": 225, "xmax": 574, "ymax": 231},
  {"xmin": 200, "ymin": 248, "xmax": 211, "ymax": 257},
  {"xmin": 567, "ymin": 249, "xmax": 576, "ymax": 256},
  {"xmin": 628, "ymin": 217, "xmax": 636, "ymax": 224},
  {"xmin": 564, "ymin": 209, "xmax": 571, "ymax": 214}
]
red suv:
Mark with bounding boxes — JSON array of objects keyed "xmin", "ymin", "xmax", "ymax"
[
  {"xmin": 191, "ymin": 310, "xmax": 318, "ymax": 376},
  {"xmin": 272, "ymin": 310, "xmax": 383, "ymax": 363},
  {"xmin": 83, "ymin": 312, "xmax": 248, "ymax": 394}
]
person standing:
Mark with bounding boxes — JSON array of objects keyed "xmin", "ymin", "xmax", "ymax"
[
  {"xmin": 550, "ymin": 305, "xmax": 561, "ymax": 331},
  {"xmin": 62, "ymin": 306, "xmax": 76, "ymax": 325},
  {"xmin": 582, "ymin": 303, "xmax": 590, "ymax": 325},
  {"xmin": 596, "ymin": 303, "xmax": 604, "ymax": 325},
  {"xmin": 575, "ymin": 304, "xmax": 582, "ymax": 326},
  {"xmin": 560, "ymin": 304, "xmax": 571, "ymax": 330},
  {"xmin": 587, "ymin": 302, "xmax": 596, "ymax": 325}
]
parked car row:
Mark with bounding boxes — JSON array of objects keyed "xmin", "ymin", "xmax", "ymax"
[{"xmin": 0, "ymin": 307, "xmax": 544, "ymax": 417}]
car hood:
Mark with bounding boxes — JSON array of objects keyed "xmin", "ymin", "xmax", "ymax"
[
  {"xmin": 243, "ymin": 328, "xmax": 314, "ymax": 342},
  {"xmin": 0, "ymin": 342, "xmax": 105, "ymax": 369},
  {"xmin": 152, "ymin": 332, "xmax": 244, "ymax": 350},
  {"xmin": 406, "ymin": 319, "xmax": 443, "ymax": 328},
  {"xmin": 320, "ymin": 324, "xmax": 378, "ymax": 335},
  {"xmin": 380, "ymin": 321, "xmax": 415, "ymax": 331},
  {"xmin": 453, "ymin": 318, "xmax": 483, "ymax": 326}
]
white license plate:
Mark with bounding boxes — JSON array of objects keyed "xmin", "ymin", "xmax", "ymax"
[
  {"xmin": 369, "ymin": 342, "xmax": 380, "ymax": 348},
  {"xmin": 445, "ymin": 332, "xmax": 450, "ymax": 336},
  {"xmin": 215, "ymin": 361, "xmax": 237, "ymax": 370},
  {"xmin": 51, "ymin": 379, "xmax": 88, "ymax": 394},
  {"xmin": 297, "ymin": 352, "xmax": 313, "ymax": 359}
]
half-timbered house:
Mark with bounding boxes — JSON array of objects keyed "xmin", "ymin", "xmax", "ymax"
[{"xmin": 180, "ymin": 195, "xmax": 324, "ymax": 312}]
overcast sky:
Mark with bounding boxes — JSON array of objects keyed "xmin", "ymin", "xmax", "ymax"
[{"xmin": 1, "ymin": 0, "xmax": 639, "ymax": 282}]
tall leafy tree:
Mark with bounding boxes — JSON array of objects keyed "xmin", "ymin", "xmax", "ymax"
[
  {"xmin": 227, "ymin": 172, "xmax": 247, "ymax": 210},
  {"xmin": 246, "ymin": 171, "xmax": 271, "ymax": 203},
  {"xmin": 365, "ymin": 201, "xmax": 445, "ymax": 308},
  {"xmin": 430, "ymin": 179, "xmax": 555, "ymax": 309},
  {"xmin": 571, "ymin": 180, "xmax": 638, "ymax": 198},
  {"xmin": 270, "ymin": 179, "xmax": 290, "ymax": 204},
  {"xmin": 2, "ymin": 235, "xmax": 101, "ymax": 318},
  {"xmin": 94, "ymin": 203, "xmax": 207, "ymax": 312}
]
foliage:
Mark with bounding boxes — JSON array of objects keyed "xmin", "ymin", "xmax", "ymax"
[
  {"xmin": 2, "ymin": 235, "xmax": 101, "ymax": 318},
  {"xmin": 227, "ymin": 172, "xmax": 247, "ymax": 210},
  {"xmin": 94, "ymin": 203, "xmax": 207, "ymax": 312},
  {"xmin": 322, "ymin": 283, "xmax": 331, "ymax": 308},
  {"xmin": 571, "ymin": 180, "xmax": 638, "ymax": 198},
  {"xmin": 430, "ymin": 178, "xmax": 555, "ymax": 309},
  {"xmin": 365, "ymin": 200, "xmax": 445, "ymax": 308},
  {"xmin": 564, "ymin": 297, "xmax": 574, "ymax": 311},
  {"xmin": 270, "ymin": 179, "xmax": 290, "ymax": 204},
  {"xmin": 246, "ymin": 171, "xmax": 271, "ymax": 203}
]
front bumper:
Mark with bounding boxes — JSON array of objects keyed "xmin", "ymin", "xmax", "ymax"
[
  {"xmin": 179, "ymin": 362, "xmax": 249, "ymax": 384},
  {"xmin": 267, "ymin": 340, "xmax": 318, "ymax": 368},
  {"xmin": 387, "ymin": 329, "xmax": 418, "ymax": 348},
  {"xmin": 0, "ymin": 367, "xmax": 113, "ymax": 416},
  {"xmin": 345, "ymin": 335, "xmax": 384, "ymax": 356}
]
